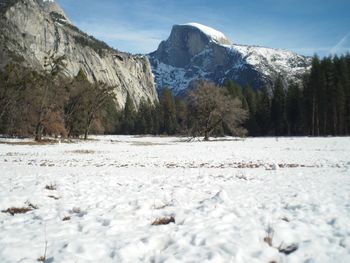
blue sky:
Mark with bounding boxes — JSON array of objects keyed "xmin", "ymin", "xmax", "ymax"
[{"xmin": 56, "ymin": 0, "xmax": 350, "ymax": 57}]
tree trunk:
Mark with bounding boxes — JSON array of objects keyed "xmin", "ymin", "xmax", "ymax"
[
  {"xmin": 333, "ymin": 105, "xmax": 337, "ymax": 135},
  {"xmin": 35, "ymin": 83, "xmax": 49, "ymax": 141},
  {"xmin": 204, "ymin": 130, "xmax": 209, "ymax": 141},
  {"xmin": 84, "ymin": 114, "xmax": 93, "ymax": 140},
  {"xmin": 323, "ymin": 112, "xmax": 327, "ymax": 136},
  {"xmin": 35, "ymin": 122, "xmax": 42, "ymax": 141},
  {"xmin": 84, "ymin": 129, "xmax": 88, "ymax": 140},
  {"xmin": 287, "ymin": 121, "xmax": 291, "ymax": 136},
  {"xmin": 311, "ymin": 96, "xmax": 315, "ymax": 136},
  {"xmin": 316, "ymin": 107, "xmax": 320, "ymax": 136}
]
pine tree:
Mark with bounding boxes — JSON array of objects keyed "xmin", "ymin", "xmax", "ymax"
[
  {"xmin": 271, "ymin": 77, "xmax": 286, "ymax": 136},
  {"xmin": 243, "ymin": 85, "xmax": 259, "ymax": 135},
  {"xmin": 333, "ymin": 56, "xmax": 348, "ymax": 134},
  {"xmin": 121, "ymin": 92, "xmax": 136, "ymax": 134},
  {"xmin": 65, "ymin": 69, "xmax": 90, "ymax": 137},
  {"xmin": 135, "ymin": 99, "xmax": 153, "ymax": 134},
  {"xmin": 286, "ymin": 84, "xmax": 303, "ymax": 135},
  {"xmin": 151, "ymin": 103, "xmax": 162, "ymax": 135},
  {"xmin": 346, "ymin": 54, "xmax": 350, "ymax": 133},
  {"xmin": 159, "ymin": 88, "xmax": 177, "ymax": 135},
  {"xmin": 255, "ymin": 87, "xmax": 271, "ymax": 135},
  {"xmin": 224, "ymin": 79, "xmax": 244, "ymax": 101},
  {"xmin": 303, "ymin": 56, "xmax": 320, "ymax": 135},
  {"xmin": 323, "ymin": 57, "xmax": 337, "ymax": 135}
]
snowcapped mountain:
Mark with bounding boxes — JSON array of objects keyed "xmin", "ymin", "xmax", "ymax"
[{"xmin": 148, "ymin": 23, "xmax": 311, "ymax": 94}]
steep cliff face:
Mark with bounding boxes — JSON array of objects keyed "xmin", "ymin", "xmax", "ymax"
[
  {"xmin": 149, "ymin": 23, "xmax": 311, "ymax": 94},
  {"xmin": 0, "ymin": 0, "xmax": 158, "ymax": 108}
]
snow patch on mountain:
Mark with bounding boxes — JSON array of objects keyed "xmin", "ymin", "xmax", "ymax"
[
  {"xmin": 231, "ymin": 44, "xmax": 310, "ymax": 78},
  {"xmin": 184, "ymin": 23, "xmax": 231, "ymax": 45},
  {"xmin": 151, "ymin": 60, "xmax": 207, "ymax": 93}
]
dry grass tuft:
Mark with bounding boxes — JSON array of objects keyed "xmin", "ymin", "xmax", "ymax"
[
  {"xmin": 62, "ymin": 216, "xmax": 71, "ymax": 221},
  {"xmin": 37, "ymin": 240, "xmax": 48, "ymax": 262},
  {"xmin": 2, "ymin": 201, "xmax": 38, "ymax": 216},
  {"xmin": 37, "ymin": 256, "xmax": 45, "ymax": 262},
  {"xmin": 67, "ymin": 149, "xmax": 96, "ymax": 154},
  {"xmin": 25, "ymin": 201, "xmax": 39, "ymax": 209},
  {"xmin": 264, "ymin": 225, "xmax": 298, "ymax": 255},
  {"xmin": 2, "ymin": 207, "xmax": 33, "ymax": 216},
  {"xmin": 153, "ymin": 203, "xmax": 171, "ymax": 210},
  {"xmin": 151, "ymin": 216, "xmax": 175, "ymax": 226},
  {"xmin": 0, "ymin": 139, "xmax": 59, "ymax": 146},
  {"xmin": 264, "ymin": 226, "xmax": 274, "ymax": 247},
  {"xmin": 281, "ymin": 216, "xmax": 290, "ymax": 222},
  {"xmin": 45, "ymin": 184, "xmax": 57, "ymax": 191}
]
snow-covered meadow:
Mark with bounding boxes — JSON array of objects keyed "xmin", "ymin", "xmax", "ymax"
[{"xmin": 0, "ymin": 136, "xmax": 349, "ymax": 263}]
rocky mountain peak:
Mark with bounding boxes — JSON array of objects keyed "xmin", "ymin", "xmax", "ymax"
[
  {"xmin": 148, "ymin": 23, "xmax": 311, "ymax": 94},
  {"xmin": 151, "ymin": 23, "xmax": 231, "ymax": 69}
]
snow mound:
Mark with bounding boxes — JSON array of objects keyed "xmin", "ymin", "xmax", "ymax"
[
  {"xmin": 184, "ymin": 22, "xmax": 231, "ymax": 44},
  {"xmin": 211, "ymin": 189, "xmax": 230, "ymax": 203},
  {"xmin": 199, "ymin": 189, "xmax": 231, "ymax": 207}
]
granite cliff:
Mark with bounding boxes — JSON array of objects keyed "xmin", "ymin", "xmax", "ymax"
[{"xmin": 0, "ymin": 0, "xmax": 158, "ymax": 108}]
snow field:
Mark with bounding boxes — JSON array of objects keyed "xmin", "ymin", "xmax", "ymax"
[{"xmin": 0, "ymin": 136, "xmax": 349, "ymax": 262}]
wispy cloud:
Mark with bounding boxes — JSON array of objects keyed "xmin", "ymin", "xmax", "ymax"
[{"xmin": 330, "ymin": 32, "xmax": 350, "ymax": 55}]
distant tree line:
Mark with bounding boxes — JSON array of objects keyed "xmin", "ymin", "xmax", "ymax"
[
  {"xmin": 118, "ymin": 54, "xmax": 350, "ymax": 137},
  {"xmin": 233, "ymin": 54, "xmax": 350, "ymax": 136},
  {"xmin": 1, "ymin": 54, "xmax": 349, "ymax": 140}
]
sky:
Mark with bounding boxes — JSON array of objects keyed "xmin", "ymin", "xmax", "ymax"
[{"xmin": 56, "ymin": 0, "xmax": 350, "ymax": 57}]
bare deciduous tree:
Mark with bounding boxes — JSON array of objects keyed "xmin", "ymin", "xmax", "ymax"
[
  {"xmin": 82, "ymin": 82, "xmax": 116, "ymax": 140},
  {"xmin": 188, "ymin": 80, "xmax": 248, "ymax": 141}
]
